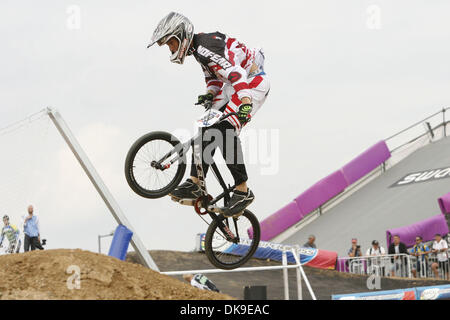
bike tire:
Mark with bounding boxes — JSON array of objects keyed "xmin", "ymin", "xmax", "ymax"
[
  {"xmin": 204, "ymin": 210, "xmax": 261, "ymax": 270},
  {"xmin": 125, "ymin": 131, "xmax": 186, "ymax": 199}
]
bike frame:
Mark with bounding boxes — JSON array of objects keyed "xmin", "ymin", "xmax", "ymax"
[{"xmin": 154, "ymin": 111, "xmax": 242, "ymax": 243}]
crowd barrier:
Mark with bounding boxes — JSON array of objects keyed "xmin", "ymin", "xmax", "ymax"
[
  {"xmin": 409, "ymin": 252, "xmax": 450, "ymax": 280},
  {"xmin": 336, "ymin": 251, "xmax": 450, "ymax": 280},
  {"xmin": 336, "ymin": 254, "xmax": 412, "ymax": 278}
]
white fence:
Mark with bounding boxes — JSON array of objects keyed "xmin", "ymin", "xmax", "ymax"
[
  {"xmin": 161, "ymin": 246, "xmax": 317, "ymax": 300},
  {"xmin": 409, "ymin": 252, "xmax": 450, "ymax": 280},
  {"xmin": 337, "ymin": 251, "xmax": 450, "ymax": 280}
]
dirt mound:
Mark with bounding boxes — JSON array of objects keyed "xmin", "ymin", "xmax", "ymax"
[{"xmin": 0, "ymin": 249, "xmax": 233, "ymax": 300}]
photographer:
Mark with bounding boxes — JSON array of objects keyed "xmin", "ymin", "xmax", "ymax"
[
  {"xmin": 347, "ymin": 238, "xmax": 363, "ymax": 273},
  {"xmin": 348, "ymin": 238, "xmax": 362, "ymax": 257}
]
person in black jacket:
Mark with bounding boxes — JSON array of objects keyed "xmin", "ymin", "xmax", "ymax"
[{"xmin": 388, "ymin": 235, "xmax": 408, "ymax": 277}]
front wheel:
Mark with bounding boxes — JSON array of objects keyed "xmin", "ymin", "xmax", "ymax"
[
  {"xmin": 204, "ymin": 210, "xmax": 260, "ymax": 270},
  {"xmin": 125, "ymin": 131, "xmax": 187, "ymax": 198}
]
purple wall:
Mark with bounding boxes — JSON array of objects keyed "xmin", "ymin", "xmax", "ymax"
[
  {"xmin": 438, "ymin": 192, "xmax": 450, "ymax": 214},
  {"xmin": 342, "ymin": 141, "xmax": 391, "ymax": 185},
  {"xmin": 257, "ymin": 201, "xmax": 304, "ymax": 241},
  {"xmin": 258, "ymin": 140, "xmax": 392, "ymax": 241},
  {"xmin": 294, "ymin": 170, "xmax": 348, "ymax": 215},
  {"xmin": 386, "ymin": 214, "xmax": 449, "ymax": 248}
]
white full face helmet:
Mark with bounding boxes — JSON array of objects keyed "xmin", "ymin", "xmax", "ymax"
[{"xmin": 147, "ymin": 12, "xmax": 194, "ymax": 64}]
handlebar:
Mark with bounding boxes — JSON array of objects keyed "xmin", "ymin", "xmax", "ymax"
[{"xmin": 197, "ymin": 101, "xmax": 250, "ymax": 125}]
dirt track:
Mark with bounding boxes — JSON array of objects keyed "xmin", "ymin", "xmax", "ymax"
[
  {"xmin": 0, "ymin": 249, "xmax": 232, "ymax": 300},
  {"xmin": 127, "ymin": 250, "xmax": 450, "ymax": 300}
]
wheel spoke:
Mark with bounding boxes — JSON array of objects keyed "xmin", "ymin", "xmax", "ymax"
[
  {"xmin": 129, "ymin": 137, "xmax": 182, "ymax": 193},
  {"xmin": 207, "ymin": 212, "xmax": 259, "ymax": 268}
]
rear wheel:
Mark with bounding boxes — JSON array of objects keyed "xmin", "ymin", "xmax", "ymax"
[
  {"xmin": 204, "ymin": 210, "xmax": 260, "ymax": 270},
  {"xmin": 125, "ymin": 131, "xmax": 186, "ymax": 198}
]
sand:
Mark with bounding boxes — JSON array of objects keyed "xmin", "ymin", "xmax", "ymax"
[{"xmin": 0, "ymin": 249, "xmax": 233, "ymax": 300}]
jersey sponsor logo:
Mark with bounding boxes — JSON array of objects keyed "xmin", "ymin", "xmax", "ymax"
[
  {"xmin": 197, "ymin": 45, "xmax": 232, "ymax": 69},
  {"xmin": 390, "ymin": 166, "xmax": 450, "ymax": 187},
  {"xmin": 228, "ymin": 71, "xmax": 242, "ymax": 83}
]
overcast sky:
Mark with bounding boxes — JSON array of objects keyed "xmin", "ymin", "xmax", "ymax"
[{"xmin": 0, "ymin": 1, "xmax": 449, "ymax": 256}]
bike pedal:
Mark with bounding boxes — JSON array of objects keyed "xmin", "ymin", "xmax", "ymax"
[{"xmin": 207, "ymin": 205, "xmax": 223, "ymax": 213}]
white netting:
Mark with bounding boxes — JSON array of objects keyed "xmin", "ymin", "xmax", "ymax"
[
  {"xmin": 0, "ymin": 110, "xmax": 53, "ymax": 253},
  {"xmin": 0, "ymin": 110, "xmax": 127, "ymax": 255}
]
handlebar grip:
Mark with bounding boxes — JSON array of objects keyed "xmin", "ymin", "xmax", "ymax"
[{"xmin": 204, "ymin": 101, "xmax": 213, "ymax": 109}]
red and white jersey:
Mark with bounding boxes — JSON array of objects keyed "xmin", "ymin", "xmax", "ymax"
[{"xmin": 192, "ymin": 32, "xmax": 264, "ymax": 101}]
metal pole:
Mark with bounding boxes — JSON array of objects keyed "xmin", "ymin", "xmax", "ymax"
[
  {"xmin": 291, "ymin": 248, "xmax": 317, "ymax": 300},
  {"xmin": 407, "ymin": 255, "xmax": 412, "ymax": 278},
  {"xmin": 282, "ymin": 249, "xmax": 289, "ymax": 300},
  {"xmin": 98, "ymin": 232, "xmax": 114, "ymax": 254},
  {"xmin": 444, "ymin": 108, "xmax": 447, "ymax": 137},
  {"xmin": 295, "ymin": 247, "xmax": 303, "ymax": 300},
  {"xmin": 162, "ymin": 264, "xmax": 302, "ymax": 276},
  {"xmin": 46, "ymin": 108, "xmax": 159, "ymax": 271}
]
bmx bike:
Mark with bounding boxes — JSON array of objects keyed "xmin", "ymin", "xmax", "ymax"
[{"xmin": 124, "ymin": 103, "xmax": 261, "ymax": 270}]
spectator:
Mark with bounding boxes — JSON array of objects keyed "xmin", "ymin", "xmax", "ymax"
[
  {"xmin": 366, "ymin": 240, "xmax": 386, "ymax": 276},
  {"xmin": 22, "ymin": 205, "xmax": 43, "ymax": 252},
  {"xmin": 431, "ymin": 234, "xmax": 449, "ymax": 280},
  {"xmin": 183, "ymin": 274, "xmax": 220, "ymax": 292},
  {"xmin": 388, "ymin": 235, "xmax": 408, "ymax": 277},
  {"xmin": 0, "ymin": 215, "xmax": 21, "ymax": 254},
  {"xmin": 348, "ymin": 238, "xmax": 362, "ymax": 257},
  {"xmin": 303, "ymin": 235, "xmax": 316, "ymax": 249},
  {"xmin": 347, "ymin": 238, "xmax": 363, "ymax": 274},
  {"xmin": 410, "ymin": 236, "xmax": 430, "ymax": 278},
  {"xmin": 366, "ymin": 240, "xmax": 386, "ymax": 256}
]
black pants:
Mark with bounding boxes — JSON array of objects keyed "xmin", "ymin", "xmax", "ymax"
[
  {"xmin": 190, "ymin": 121, "xmax": 248, "ymax": 186},
  {"xmin": 24, "ymin": 234, "xmax": 44, "ymax": 252}
]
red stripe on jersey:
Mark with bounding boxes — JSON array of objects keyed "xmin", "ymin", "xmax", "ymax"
[
  {"xmin": 226, "ymin": 38, "xmax": 236, "ymax": 49},
  {"xmin": 233, "ymin": 82, "xmax": 249, "ymax": 93},
  {"xmin": 240, "ymin": 56, "xmax": 249, "ymax": 69},
  {"xmin": 226, "ymin": 105, "xmax": 235, "ymax": 113},
  {"xmin": 249, "ymin": 75, "xmax": 263, "ymax": 88},
  {"xmin": 207, "ymin": 80, "xmax": 222, "ymax": 88},
  {"xmin": 231, "ymin": 94, "xmax": 242, "ymax": 107},
  {"xmin": 225, "ymin": 106, "xmax": 240, "ymax": 128}
]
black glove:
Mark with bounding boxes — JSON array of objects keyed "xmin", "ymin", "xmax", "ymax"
[
  {"xmin": 238, "ymin": 103, "xmax": 252, "ymax": 125},
  {"xmin": 195, "ymin": 93, "xmax": 214, "ymax": 106}
]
